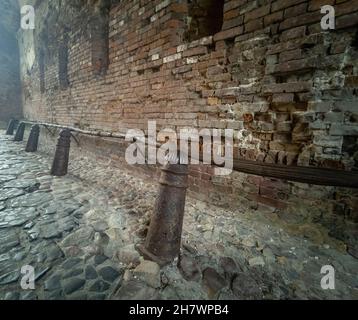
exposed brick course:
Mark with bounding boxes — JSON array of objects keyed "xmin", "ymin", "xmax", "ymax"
[{"xmin": 17, "ymin": 0, "xmax": 358, "ymax": 218}]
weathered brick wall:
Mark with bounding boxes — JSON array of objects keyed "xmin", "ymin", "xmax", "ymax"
[
  {"xmin": 0, "ymin": 0, "xmax": 22, "ymax": 124},
  {"xmin": 19, "ymin": 1, "xmax": 358, "ymax": 227}
]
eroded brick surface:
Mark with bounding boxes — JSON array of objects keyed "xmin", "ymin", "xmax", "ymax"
[{"xmin": 13, "ymin": 0, "xmax": 358, "ymax": 221}]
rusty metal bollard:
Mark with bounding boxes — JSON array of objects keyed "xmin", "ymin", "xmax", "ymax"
[
  {"xmin": 50, "ymin": 129, "xmax": 71, "ymax": 176},
  {"xmin": 14, "ymin": 122, "xmax": 26, "ymax": 142},
  {"xmin": 137, "ymin": 162, "xmax": 189, "ymax": 266},
  {"xmin": 6, "ymin": 119, "xmax": 19, "ymax": 135},
  {"xmin": 25, "ymin": 125, "xmax": 40, "ymax": 152}
]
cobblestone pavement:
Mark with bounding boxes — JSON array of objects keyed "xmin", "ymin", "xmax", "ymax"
[{"xmin": 0, "ymin": 132, "xmax": 357, "ymax": 300}]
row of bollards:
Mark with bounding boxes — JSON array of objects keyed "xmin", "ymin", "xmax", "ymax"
[
  {"xmin": 5, "ymin": 119, "xmax": 71, "ymax": 178},
  {"xmin": 5, "ymin": 119, "xmax": 187, "ymax": 266}
]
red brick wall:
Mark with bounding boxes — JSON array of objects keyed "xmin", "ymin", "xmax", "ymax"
[{"xmin": 20, "ymin": 0, "xmax": 358, "ymax": 221}]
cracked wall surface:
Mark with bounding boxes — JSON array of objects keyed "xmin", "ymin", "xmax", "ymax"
[{"xmin": 17, "ymin": 1, "xmax": 358, "ymax": 231}]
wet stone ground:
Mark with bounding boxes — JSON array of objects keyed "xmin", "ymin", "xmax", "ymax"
[{"xmin": 0, "ymin": 132, "xmax": 357, "ymax": 300}]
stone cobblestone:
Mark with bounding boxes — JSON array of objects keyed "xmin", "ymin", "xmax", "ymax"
[{"xmin": 0, "ymin": 132, "xmax": 357, "ymax": 300}]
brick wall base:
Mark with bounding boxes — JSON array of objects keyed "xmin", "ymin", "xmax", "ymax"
[{"xmin": 30, "ymin": 127, "xmax": 358, "ymax": 250}]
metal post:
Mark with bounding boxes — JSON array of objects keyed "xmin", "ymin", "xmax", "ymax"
[
  {"xmin": 14, "ymin": 122, "xmax": 26, "ymax": 142},
  {"xmin": 5, "ymin": 119, "xmax": 18, "ymax": 135},
  {"xmin": 50, "ymin": 129, "xmax": 71, "ymax": 176},
  {"xmin": 25, "ymin": 125, "xmax": 40, "ymax": 152},
  {"xmin": 137, "ymin": 162, "xmax": 189, "ymax": 266}
]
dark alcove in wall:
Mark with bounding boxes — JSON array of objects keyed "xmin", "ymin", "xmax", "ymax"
[
  {"xmin": 58, "ymin": 34, "xmax": 70, "ymax": 90},
  {"xmin": 184, "ymin": 0, "xmax": 225, "ymax": 42}
]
